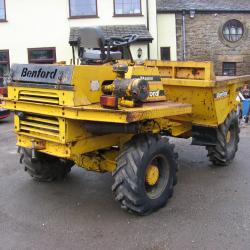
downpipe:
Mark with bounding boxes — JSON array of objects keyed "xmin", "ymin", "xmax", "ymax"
[
  {"xmin": 146, "ymin": 0, "xmax": 150, "ymax": 59},
  {"xmin": 182, "ymin": 10, "xmax": 187, "ymax": 61}
]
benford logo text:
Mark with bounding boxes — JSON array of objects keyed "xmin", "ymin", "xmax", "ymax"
[{"xmin": 21, "ymin": 68, "xmax": 58, "ymax": 79}]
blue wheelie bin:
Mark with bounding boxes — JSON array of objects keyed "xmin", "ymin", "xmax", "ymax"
[{"xmin": 242, "ymin": 99, "xmax": 250, "ymax": 117}]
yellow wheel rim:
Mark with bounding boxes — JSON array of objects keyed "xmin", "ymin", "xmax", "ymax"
[
  {"xmin": 145, "ymin": 165, "xmax": 160, "ymax": 186},
  {"xmin": 226, "ymin": 131, "xmax": 231, "ymax": 144}
]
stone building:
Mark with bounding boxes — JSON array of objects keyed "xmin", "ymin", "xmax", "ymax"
[
  {"xmin": 2, "ymin": 0, "xmax": 250, "ymax": 80},
  {"xmin": 157, "ymin": 0, "xmax": 250, "ymax": 76}
]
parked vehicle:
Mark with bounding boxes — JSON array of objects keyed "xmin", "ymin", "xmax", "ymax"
[
  {"xmin": 1, "ymin": 27, "xmax": 250, "ymax": 215},
  {"xmin": 0, "ymin": 86, "xmax": 10, "ymax": 120}
]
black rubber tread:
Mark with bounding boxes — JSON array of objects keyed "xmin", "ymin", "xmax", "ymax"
[
  {"xmin": 21, "ymin": 148, "xmax": 74, "ymax": 182},
  {"xmin": 206, "ymin": 111, "xmax": 240, "ymax": 166},
  {"xmin": 112, "ymin": 134, "xmax": 178, "ymax": 215}
]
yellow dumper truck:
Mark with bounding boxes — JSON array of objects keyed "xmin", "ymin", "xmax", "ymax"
[{"xmin": 1, "ymin": 27, "xmax": 250, "ymax": 215}]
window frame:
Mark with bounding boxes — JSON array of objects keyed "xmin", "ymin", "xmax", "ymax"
[
  {"xmin": 113, "ymin": 0, "xmax": 142, "ymax": 17},
  {"xmin": 0, "ymin": 0, "xmax": 7, "ymax": 22},
  {"xmin": 222, "ymin": 62, "xmax": 236, "ymax": 76},
  {"xmin": 0, "ymin": 49, "xmax": 9, "ymax": 86},
  {"xmin": 28, "ymin": 47, "xmax": 57, "ymax": 64},
  {"xmin": 222, "ymin": 19, "xmax": 244, "ymax": 43},
  {"xmin": 68, "ymin": 0, "xmax": 98, "ymax": 19}
]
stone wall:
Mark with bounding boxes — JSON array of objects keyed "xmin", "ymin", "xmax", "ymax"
[{"xmin": 176, "ymin": 12, "xmax": 250, "ymax": 76}]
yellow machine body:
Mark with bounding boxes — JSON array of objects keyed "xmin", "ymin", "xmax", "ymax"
[{"xmin": 2, "ymin": 60, "xmax": 250, "ymax": 172}]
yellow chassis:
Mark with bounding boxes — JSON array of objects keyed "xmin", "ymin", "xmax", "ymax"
[{"xmin": 1, "ymin": 61, "xmax": 250, "ymax": 172}]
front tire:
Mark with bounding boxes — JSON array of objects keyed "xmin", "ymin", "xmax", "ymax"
[
  {"xmin": 112, "ymin": 134, "xmax": 178, "ymax": 215},
  {"xmin": 206, "ymin": 111, "xmax": 240, "ymax": 166},
  {"xmin": 21, "ymin": 148, "xmax": 74, "ymax": 182}
]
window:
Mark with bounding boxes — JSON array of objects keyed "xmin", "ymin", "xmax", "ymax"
[
  {"xmin": 0, "ymin": 0, "xmax": 6, "ymax": 21},
  {"xmin": 0, "ymin": 50, "xmax": 9, "ymax": 86},
  {"xmin": 69, "ymin": 0, "xmax": 97, "ymax": 18},
  {"xmin": 160, "ymin": 47, "xmax": 171, "ymax": 61},
  {"xmin": 223, "ymin": 19, "xmax": 244, "ymax": 42},
  {"xmin": 223, "ymin": 62, "xmax": 236, "ymax": 76},
  {"xmin": 28, "ymin": 48, "xmax": 56, "ymax": 64},
  {"xmin": 114, "ymin": 0, "xmax": 141, "ymax": 16}
]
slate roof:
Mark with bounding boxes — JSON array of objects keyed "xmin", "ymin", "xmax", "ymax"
[
  {"xmin": 69, "ymin": 25, "xmax": 153, "ymax": 45},
  {"xmin": 157, "ymin": 0, "xmax": 250, "ymax": 13}
]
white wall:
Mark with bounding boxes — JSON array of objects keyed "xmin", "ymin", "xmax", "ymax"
[
  {"xmin": 0, "ymin": 0, "xmax": 158, "ymax": 65},
  {"xmin": 0, "ymin": 0, "xmax": 72, "ymax": 64},
  {"xmin": 157, "ymin": 13, "xmax": 177, "ymax": 60},
  {"xmin": 148, "ymin": 0, "xmax": 158, "ymax": 59}
]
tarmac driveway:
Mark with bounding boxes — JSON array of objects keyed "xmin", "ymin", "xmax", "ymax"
[{"xmin": 0, "ymin": 116, "xmax": 250, "ymax": 250}]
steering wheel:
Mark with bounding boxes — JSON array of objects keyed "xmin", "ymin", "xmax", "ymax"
[{"xmin": 110, "ymin": 34, "xmax": 139, "ymax": 46}]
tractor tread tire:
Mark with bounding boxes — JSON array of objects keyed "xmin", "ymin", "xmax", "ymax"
[
  {"xmin": 112, "ymin": 134, "xmax": 178, "ymax": 215},
  {"xmin": 206, "ymin": 111, "xmax": 240, "ymax": 166},
  {"xmin": 21, "ymin": 148, "xmax": 74, "ymax": 182}
]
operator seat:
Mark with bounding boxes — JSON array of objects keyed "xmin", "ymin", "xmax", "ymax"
[{"xmin": 78, "ymin": 27, "xmax": 122, "ymax": 63}]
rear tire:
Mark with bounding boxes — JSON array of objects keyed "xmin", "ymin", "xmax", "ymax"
[
  {"xmin": 21, "ymin": 148, "xmax": 74, "ymax": 182},
  {"xmin": 112, "ymin": 134, "xmax": 178, "ymax": 215},
  {"xmin": 206, "ymin": 111, "xmax": 240, "ymax": 166}
]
